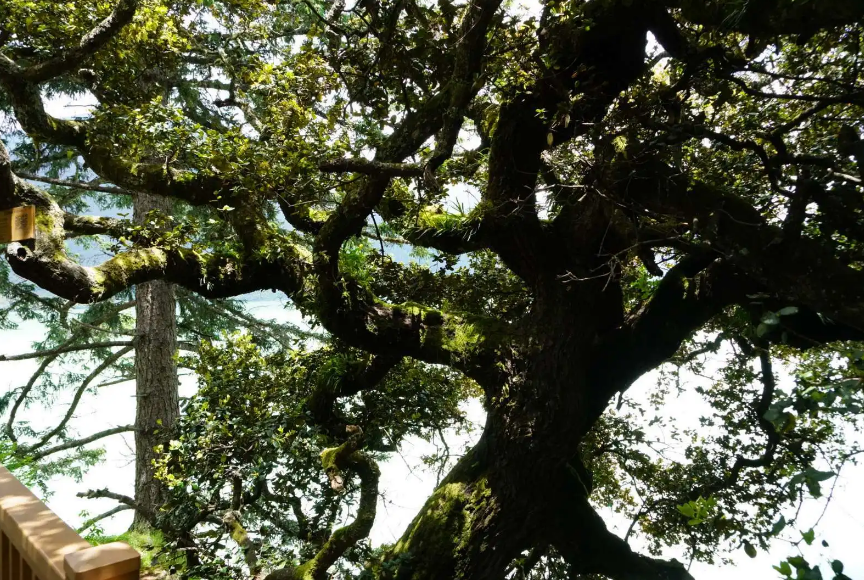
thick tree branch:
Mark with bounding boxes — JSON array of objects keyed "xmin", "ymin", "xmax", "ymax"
[
  {"xmin": 676, "ymin": 0, "xmax": 864, "ymax": 36},
  {"xmin": 269, "ymin": 428, "xmax": 380, "ymax": 580},
  {"xmin": 398, "ymin": 213, "xmax": 489, "ymax": 255},
  {"xmin": 308, "ymin": 354, "xmax": 401, "ymax": 433},
  {"xmin": 223, "ymin": 510, "xmax": 262, "ymax": 578},
  {"xmin": 3, "ymin": 174, "xmax": 308, "ymax": 304},
  {"xmin": 0, "ymin": 138, "xmax": 14, "ymax": 198},
  {"xmin": 488, "ymin": 1, "xmax": 677, "ymax": 283},
  {"xmin": 0, "ymin": 76, "xmax": 230, "ymax": 209},
  {"xmin": 276, "ymin": 196, "xmax": 324, "ymax": 235},
  {"xmin": 77, "ymin": 488, "xmax": 152, "ymax": 523},
  {"xmin": 63, "ymin": 212, "xmax": 129, "ymax": 238},
  {"xmin": 552, "ymin": 495, "xmax": 694, "ymax": 580},
  {"xmin": 613, "ymin": 158, "xmax": 864, "ymax": 332},
  {"xmin": 590, "ymin": 257, "xmax": 751, "ymax": 417}
]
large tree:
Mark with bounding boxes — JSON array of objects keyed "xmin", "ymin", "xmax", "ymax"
[{"xmin": 2, "ymin": 0, "xmax": 864, "ymax": 579}]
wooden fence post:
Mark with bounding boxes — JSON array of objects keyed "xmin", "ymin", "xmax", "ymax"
[{"xmin": 0, "ymin": 466, "xmax": 140, "ymax": 580}]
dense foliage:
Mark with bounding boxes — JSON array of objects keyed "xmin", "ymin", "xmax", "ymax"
[{"xmin": 2, "ymin": 0, "xmax": 864, "ymax": 579}]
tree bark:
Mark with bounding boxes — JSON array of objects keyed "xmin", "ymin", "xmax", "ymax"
[
  {"xmin": 131, "ymin": 191, "xmax": 179, "ymax": 529},
  {"xmin": 374, "ymin": 280, "xmax": 696, "ymax": 580}
]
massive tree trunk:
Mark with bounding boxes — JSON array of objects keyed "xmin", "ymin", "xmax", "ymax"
[
  {"xmin": 374, "ymin": 283, "xmax": 696, "ymax": 580},
  {"xmin": 131, "ymin": 191, "xmax": 179, "ymax": 529}
]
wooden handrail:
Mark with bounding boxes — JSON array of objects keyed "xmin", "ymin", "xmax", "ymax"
[{"xmin": 0, "ymin": 465, "xmax": 140, "ymax": 580}]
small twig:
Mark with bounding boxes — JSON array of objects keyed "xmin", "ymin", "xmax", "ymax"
[{"xmin": 370, "ymin": 212, "xmax": 386, "ymax": 256}]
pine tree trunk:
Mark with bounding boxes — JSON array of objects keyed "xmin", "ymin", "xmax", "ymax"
[{"xmin": 131, "ymin": 191, "xmax": 179, "ymax": 529}]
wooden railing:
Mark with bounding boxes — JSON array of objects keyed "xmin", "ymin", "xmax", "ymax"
[{"xmin": 0, "ymin": 465, "xmax": 140, "ymax": 580}]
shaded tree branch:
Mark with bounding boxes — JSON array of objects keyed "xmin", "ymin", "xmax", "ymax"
[
  {"xmin": 77, "ymin": 488, "xmax": 152, "ymax": 523},
  {"xmin": 76, "ymin": 505, "xmax": 133, "ymax": 534},
  {"xmin": 552, "ymin": 494, "xmax": 693, "ymax": 580},
  {"xmin": 613, "ymin": 158, "xmax": 864, "ymax": 332},
  {"xmin": 29, "ymin": 424, "xmax": 135, "ymax": 461},
  {"xmin": 267, "ymin": 427, "xmax": 380, "ymax": 580},
  {"xmin": 0, "ymin": 340, "xmax": 134, "ymax": 362}
]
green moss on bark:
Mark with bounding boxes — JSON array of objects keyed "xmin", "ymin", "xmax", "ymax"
[
  {"xmin": 380, "ymin": 475, "xmax": 492, "ymax": 580},
  {"xmin": 92, "ymin": 248, "xmax": 169, "ymax": 295}
]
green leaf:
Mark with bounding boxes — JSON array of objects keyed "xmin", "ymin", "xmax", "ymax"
[
  {"xmin": 762, "ymin": 312, "xmax": 781, "ymax": 325},
  {"xmin": 676, "ymin": 503, "xmax": 695, "ymax": 518},
  {"xmin": 778, "ymin": 306, "xmax": 799, "ymax": 316},
  {"xmin": 771, "ymin": 515, "xmax": 786, "ymax": 536},
  {"xmin": 831, "ymin": 560, "xmax": 844, "ymax": 575},
  {"xmin": 809, "ymin": 470, "xmax": 836, "ymax": 482},
  {"xmin": 801, "ymin": 528, "xmax": 815, "ymax": 545},
  {"xmin": 764, "ymin": 406, "xmax": 783, "ymax": 422}
]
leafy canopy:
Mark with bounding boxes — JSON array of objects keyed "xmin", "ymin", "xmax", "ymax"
[{"xmin": 1, "ymin": 0, "xmax": 864, "ymax": 579}]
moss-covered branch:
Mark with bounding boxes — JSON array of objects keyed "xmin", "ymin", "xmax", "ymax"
[
  {"xmin": 0, "ymin": 78, "xmax": 86, "ymax": 145},
  {"xmin": 0, "ymin": 138, "xmax": 15, "ymax": 198},
  {"xmin": 3, "ymin": 174, "xmax": 307, "ymax": 303},
  {"xmin": 319, "ymin": 158, "xmax": 425, "ymax": 177},
  {"xmin": 223, "ymin": 510, "xmax": 263, "ymax": 579},
  {"xmin": 266, "ymin": 427, "xmax": 380, "ymax": 580},
  {"xmin": 0, "ymin": 75, "xmax": 227, "ymax": 207}
]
